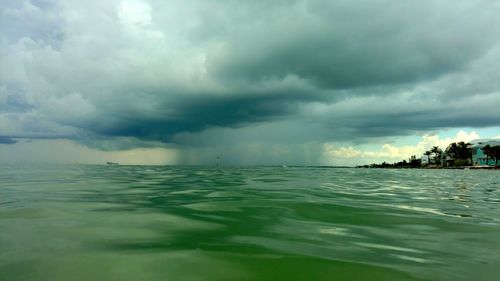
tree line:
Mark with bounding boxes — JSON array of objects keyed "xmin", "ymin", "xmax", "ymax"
[
  {"xmin": 483, "ymin": 144, "xmax": 500, "ymax": 166},
  {"xmin": 360, "ymin": 141, "xmax": 500, "ymax": 168}
]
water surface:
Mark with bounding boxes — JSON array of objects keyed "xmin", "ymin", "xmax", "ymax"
[{"xmin": 1, "ymin": 165, "xmax": 499, "ymax": 280}]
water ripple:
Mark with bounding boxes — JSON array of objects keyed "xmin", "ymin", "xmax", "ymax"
[{"xmin": 1, "ymin": 165, "xmax": 499, "ymax": 281}]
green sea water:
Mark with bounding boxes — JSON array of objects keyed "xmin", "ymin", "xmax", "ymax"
[{"xmin": 1, "ymin": 165, "xmax": 499, "ymax": 281}]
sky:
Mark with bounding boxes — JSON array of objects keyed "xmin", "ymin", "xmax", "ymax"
[{"xmin": 1, "ymin": 0, "xmax": 500, "ymax": 166}]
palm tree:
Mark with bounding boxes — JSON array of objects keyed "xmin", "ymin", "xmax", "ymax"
[
  {"xmin": 430, "ymin": 146, "xmax": 443, "ymax": 166},
  {"xmin": 446, "ymin": 142, "xmax": 458, "ymax": 157},
  {"xmin": 424, "ymin": 151, "xmax": 432, "ymax": 165},
  {"xmin": 483, "ymin": 145, "xmax": 500, "ymax": 166},
  {"xmin": 445, "ymin": 142, "xmax": 458, "ymax": 166},
  {"xmin": 494, "ymin": 146, "xmax": 500, "ymax": 166},
  {"xmin": 456, "ymin": 142, "xmax": 472, "ymax": 163},
  {"xmin": 483, "ymin": 145, "xmax": 491, "ymax": 165}
]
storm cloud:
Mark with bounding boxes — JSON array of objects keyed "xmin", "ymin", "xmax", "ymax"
[{"xmin": 1, "ymin": 0, "xmax": 500, "ymax": 163}]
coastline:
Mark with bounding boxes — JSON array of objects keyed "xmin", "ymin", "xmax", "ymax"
[{"xmin": 356, "ymin": 165, "xmax": 499, "ymax": 170}]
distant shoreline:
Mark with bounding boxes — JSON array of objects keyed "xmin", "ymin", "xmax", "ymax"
[{"xmin": 356, "ymin": 165, "xmax": 499, "ymax": 170}]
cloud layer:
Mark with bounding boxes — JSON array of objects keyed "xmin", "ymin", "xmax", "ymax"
[{"xmin": 1, "ymin": 0, "xmax": 500, "ymax": 163}]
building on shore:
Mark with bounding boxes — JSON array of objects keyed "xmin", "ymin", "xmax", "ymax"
[
  {"xmin": 421, "ymin": 154, "xmax": 440, "ymax": 166},
  {"xmin": 421, "ymin": 155, "xmax": 430, "ymax": 166},
  {"xmin": 470, "ymin": 139, "xmax": 500, "ymax": 166},
  {"xmin": 441, "ymin": 152, "xmax": 456, "ymax": 167}
]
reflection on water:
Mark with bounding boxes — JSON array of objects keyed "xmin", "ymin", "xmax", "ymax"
[{"xmin": 1, "ymin": 165, "xmax": 499, "ymax": 281}]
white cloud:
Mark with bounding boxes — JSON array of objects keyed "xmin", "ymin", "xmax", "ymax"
[
  {"xmin": 418, "ymin": 131, "xmax": 480, "ymax": 150},
  {"xmin": 323, "ymin": 130, "xmax": 482, "ymax": 165},
  {"xmin": 118, "ymin": 0, "xmax": 152, "ymax": 27},
  {"xmin": 324, "ymin": 145, "xmax": 362, "ymax": 158}
]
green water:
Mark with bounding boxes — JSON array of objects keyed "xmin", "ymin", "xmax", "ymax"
[{"xmin": 1, "ymin": 165, "xmax": 499, "ymax": 281}]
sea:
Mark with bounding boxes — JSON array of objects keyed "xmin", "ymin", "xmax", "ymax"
[{"xmin": 1, "ymin": 164, "xmax": 499, "ymax": 281}]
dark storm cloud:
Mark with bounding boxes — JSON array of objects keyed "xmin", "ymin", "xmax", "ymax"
[
  {"xmin": 305, "ymin": 88, "xmax": 500, "ymax": 143},
  {"xmin": 1, "ymin": 0, "xmax": 500, "ymax": 152},
  {"xmin": 85, "ymin": 87, "xmax": 321, "ymax": 141},
  {"xmin": 203, "ymin": 0, "xmax": 498, "ymax": 89}
]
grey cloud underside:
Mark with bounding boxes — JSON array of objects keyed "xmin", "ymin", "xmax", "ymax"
[
  {"xmin": 85, "ymin": 89, "xmax": 323, "ymax": 141},
  {"xmin": 209, "ymin": 23, "xmax": 480, "ymax": 90},
  {"xmin": 1, "ymin": 0, "xmax": 500, "ymax": 149},
  {"xmin": 337, "ymin": 113, "xmax": 500, "ymax": 140},
  {"xmin": 203, "ymin": 0, "xmax": 496, "ymax": 89}
]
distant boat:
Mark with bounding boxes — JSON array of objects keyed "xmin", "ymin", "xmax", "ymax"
[{"xmin": 106, "ymin": 162, "xmax": 119, "ymax": 165}]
